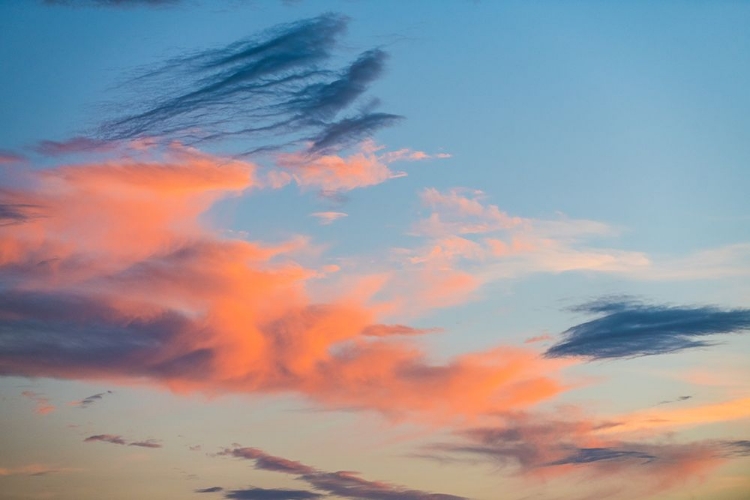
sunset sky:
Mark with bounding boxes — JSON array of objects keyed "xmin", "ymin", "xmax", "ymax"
[{"xmin": 1, "ymin": 2, "xmax": 749, "ymax": 499}]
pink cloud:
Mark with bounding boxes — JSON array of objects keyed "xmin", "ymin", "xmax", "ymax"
[
  {"xmin": 310, "ymin": 211, "xmax": 348, "ymax": 225},
  {"xmin": 0, "ymin": 150, "xmax": 26, "ymax": 164},
  {"xmin": 21, "ymin": 391, "xmax": 55, "ymax": 415},
  {"xmin": 0, "ymin": 146, "xmax": 571, "ymax": 423},
  {"xmin": 271, "ymin": 140, "xmax": 441, "ymax": 192}
]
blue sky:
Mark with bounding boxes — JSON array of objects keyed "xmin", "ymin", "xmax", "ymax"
[{"xmin": 1, "ymin": 2, "xmax": 749, "ymax": 500}]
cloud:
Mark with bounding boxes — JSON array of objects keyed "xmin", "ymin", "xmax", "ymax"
[
  {"xmin": 21, "ymin": 391, "xmax": 55, "ymax": 415},
  {"xmin": 129, "ymin": 439, "xmax": 162, "ymax": 448},
  {"xmin": 0, "ymin": 464, "xmax": 78, "ymax": 477},
  {"xmin": 0, "ymin": 150, "xmax": 26, "ymax": 164},
  {"xmin": 218, "ymin": 448, "xmax": 316, "ymax": 475},
  {"xmin": 271, "ymin": 140, "xmax": 436, "ymax": 192},
  {"xmin": 196, "ymin": 487, "xmax": 224, "ymax": 493},
  {"xmin": 224, "ymin": 488, "xmax": 323, "ymax": 500},
  {"xmin": 219, "ymin": 446, "xmax": 467, "ymax": 500},
  {"xmin": 419, "ymin": 410, "xmax": 749, "ymax": 498},
  {"xmin": 98, "ymin": 14, "xmax": 400, "ymax": 153},
  {"xmin": 71, "ymin": 390, "xmax": 113, "ymax": 408},
  {"xmin": 360, "ymin": 324, "xmax": 441, "ymax": 337},
  {"xmin": 0, "ymin": 148, "xmax": 569, "ymax": 422},
  {"xmin": 310, "ymin": 212, "xmax": 347, "ymax": 225},
  {"xmin": 546, "ymin": 297, "xmax": 750, "ymax": 359},
  {"xmin": 84, "ymin": 434, "xmax": 161, "ymax": 447},
  {"xmin": 84, "ymin": 434, "xmax": 128, "ymax": 445},
  {"xmin": 403, "ymin": 188, "xmax": 650, "ymax": 284},
  {"xmin": 35, "ymin": 137, "xmax": 115, "ymax": 156}
]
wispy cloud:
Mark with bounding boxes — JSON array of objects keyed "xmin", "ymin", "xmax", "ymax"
[
  {"xmin": 419, "ymin": 410, "xmax": 749, "ymax": 498},
  {"xmin": 196, "ymin": 486, "xmax": 224, "ymax": 493},
  {"xmin": 71, "ymin": 390, "xmax": 113, "ymax": 408},
  {"xmin": 84, "ymin": 434, "xmax": 128, "ymax": 445},
  {"xmin": 310, "ymin": 212, "xmax": 347, "ymax": 225},
  {"xmin": 219, "ymin": 446, "xmax": 467, "ymax": 500},
  {"xmin": 546, "ymin": 297, "xmax": 750, "ymax": 359},
  {"xmin": 0, "ymin": 463, "xmax": 79, "ymax": 477},
  {"xmin": 35, "ymin": 136, "xmax": 114, "ymax": 156},
  {"xmin": 0, "ymin": 150, "xmax": 26, "ymax": 164},
  {"xmin": 84, "ymin": 434, "xmax": 162, "ymax": 448},
  {"xmin": 97, "ymin": 14, "xmax": 400, "ymax": 154},
  {"xmin": 21, "ymin": 390, "xmax": 55, "ymax": 415},
  {"xmin": 270, "ymin": 140, "xmax": 435, "ymax": 192},
  {"xmin": 225, "ymin": 488, "xmax": 322, "ymax": 500}
]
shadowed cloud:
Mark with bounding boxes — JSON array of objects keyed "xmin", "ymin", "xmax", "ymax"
[
  {"xmin": 84, "ymin": 434, "xmax": 127, "ymax": 445},
  {"xmin": 196, "ymin": 486, "xmax": 224, "ymax": 493},
  {"xmin": 418, "ymin": 411, "xmax": 750, "ymax": 497},
  {"xmin": 0, "ymin": 144, "xmax": 567, "ymax": 422},
  {"xmin": 225, "ymin": 488, "xmax": 322, "ymax": 500},
  {"xmin": 546, "ymin": 297, "xmax": 750, "ymax": 359},
  {"xmin": 84, "ymin": 434, "xmax": 161, "ymax": 447},
  {"xmin": 72, "ymin": 390, "xmax": 113, "ymax": 408},
  {"xmin": 219, "ymin": 446, "xmax": 468, "ymax": 500},
  {"xmin": 98, "ymin": 14, "xmax": 401, "ymax": 154}
]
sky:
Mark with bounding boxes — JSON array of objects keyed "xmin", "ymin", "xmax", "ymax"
[{"xmin": 1, "ymin": 1, "xmax": 749, "ymax": 499}]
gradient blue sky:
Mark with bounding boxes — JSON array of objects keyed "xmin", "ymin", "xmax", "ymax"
[{"xmin": 1, "ymin": 2, "xmax": 749, "ymax": 500}]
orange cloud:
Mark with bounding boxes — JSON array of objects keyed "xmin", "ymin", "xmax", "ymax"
[
  {"xmin": 600, "ymin": 398, "xmax": 750, "ymax": 436},
  {"xmin": 0, "ymin": 144, "xmax": 570, "ymax": 423}
]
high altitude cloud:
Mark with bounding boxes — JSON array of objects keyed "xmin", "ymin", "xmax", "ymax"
[
  {"xmin": 546, "ymin": 297, "xmax": 750, "ymax": 359},
  {"xmin": 71, "ymin": 390, "xmax": 113, "ymax": 408},
  {"xmin": 84, "ymin": 434, "xmax": 162, "ymax": 447},
  {"xmin": 0, "ymin": 150, "xmax": 26, "ymax": 164},
  {"xmin": 225, "ymin": 488, "xmax": 323, "ymax": 500},
  {"xmin": 419, "ymin": 409, "xmax": 749, "ymax": 498},
  {"xmin": 0, "ymin": 143, "xmax": 567, "ymax": 422},
  {"xmin": 98, "ymin": 14, "xmax": 401, "ymax": 154},
  {"xmin": 21, "ymin": 391, "xmax": 55, "ymax": 415},
  {"xmin": 219, "ymin": 446, "xmax": 467, "ymax": 500}
]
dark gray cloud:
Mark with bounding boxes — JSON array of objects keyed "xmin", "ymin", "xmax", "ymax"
[
  {"xmin": 219, "ymin": 446, "xmax": 468, "ymax": 500},
  {"xmin": 73, "ymin": 390, "xmax": 113, "ymax": 408},
  {"xmin": 725, "ymin": 440, "xmax": 750, "ymax": 457},
  {"xmin": 0, "ymin": 203, "xmax": 43, "ymax": 226},
  {"xmin": 84, "ymin": 434, "xmax": 127, "ymax": 445},
  {"xmin": 546, "ymin": 297, "xmax": 750, "ymax": 360},
  {"xmin": 84, "ymin": 434, "xmax": 161, "ymax": 447},
  {"xmin": 300, "ymin": 471, "xmax": 467, "ymax": 500},
  {"xmin": 0, "ymin": 289, "xmax": 215, "ymax": 380},
  {"xmin": 196, "ymin": 487, "xmax": 224, "ymax": 493},
  {"xmin": 543, "ymin": 447, "xmax": 656, "ymax": 466},
  {"xmin": 218, "ymin": 447, "xmax": 316, "ymax": 475},
  {"xmin": 129, "ymin": 439, "xmax": 162, "ymax": 448},
  {"xmin": 98, "ymin": 13, "xmax": 401, "ymax": 154},
  {"xmin": 225, "ymin": 488, "xmax": 322, "ymax": 500}
]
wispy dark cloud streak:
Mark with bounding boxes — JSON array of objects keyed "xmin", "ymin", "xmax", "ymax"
[
  {"xmin": 99, "ymin": 13, "xmax": 401, "ymax": 154},
  {"xmin": 84, "ymin": 434, "xmax": 161, "ymax": 447},
  {"xmin": 219, "ymin": 446, "xmax": 467, "ymax": 500},
  {"xmin": 225, "ymin": 488, "xmax": 323, "ymax": 500},
  {"xmin": 546, "ymin": 298, "xmax": 750, "ymax": 359},
  {"xmin": 73, "ymin": 390, "xmax": 113, "ymax": 408}
]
